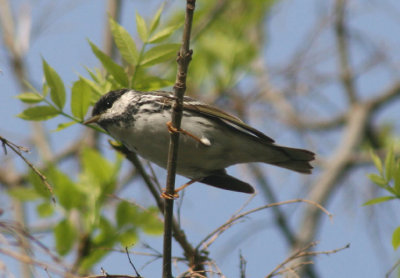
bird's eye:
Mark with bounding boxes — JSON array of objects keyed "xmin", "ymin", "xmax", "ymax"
[{"xmin": 105, "ymin": 101, "xmax": 112, "ymax": 108}]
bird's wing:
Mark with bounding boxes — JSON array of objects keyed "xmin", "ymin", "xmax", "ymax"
[
  {"xmin": 184, "ymin": 102, "xmax": 275, "ymax": 143},
  {"xmin": 150, "ymin": 90, "xmax": 275, "ymax": 143}
]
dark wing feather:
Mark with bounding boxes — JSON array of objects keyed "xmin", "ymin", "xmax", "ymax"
[
  {"xmin": 150, "ymin": 90, "xmax": 274, "ymax": 143},
  {"xmin": 184, "ymin": 103, "xmax": 275, "ymax": 143}
]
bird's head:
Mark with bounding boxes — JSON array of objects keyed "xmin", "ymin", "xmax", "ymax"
[{"xmin": 84, "ymin": 89, "xmax": 134, "ymax": 128}]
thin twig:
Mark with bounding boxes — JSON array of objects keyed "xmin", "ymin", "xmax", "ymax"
[
  {"xmin": 196, "ymin": 199, "xmax": 332, "ymax": 251},
  {"xmin": 386, "ymin": 258, "xmax": 400, "ymax": 278},
  {"xmin": 125, "ymin": 247, "xmax": 141, "ymax": 277},
  {"xmin": 266, "ymin": 242, "xmax": 350, "ymax": 278},
  {"xmin": 0, "ymin": 247, "xmax": 77, "ymax": 278},
  {"xmin": 239, "ymin": 251, "xmax": 247, "ymax": 278},
  {"xmin": 0, "ymin": 136, "xmax": 83, "ymax": 191},
  {"xmin": 0, "ymin": 135, "xmax": 55, "ymax": 203},
  {"xmin": 163, "ymin": 1, "xmax": 196, "ymax": 278},
  {"xmin": 0, "ymin": 221, "xmax": 63, "ymax": 265}
]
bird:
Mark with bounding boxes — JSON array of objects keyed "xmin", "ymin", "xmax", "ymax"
[{"xmin": 84, "ymin": 89, "xmax": 315, "ymax": 196}]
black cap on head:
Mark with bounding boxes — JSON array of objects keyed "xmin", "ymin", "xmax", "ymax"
[{"xmin": 92, "ymin": 89, "xmax": 131, "ymax": 116}]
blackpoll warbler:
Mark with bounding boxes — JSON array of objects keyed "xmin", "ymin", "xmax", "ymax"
[{"xmin": 85, "ymin": 89, "xmax": 315, "ymax": 195}]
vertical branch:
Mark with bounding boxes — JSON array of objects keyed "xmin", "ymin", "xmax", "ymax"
[
  {"xmin": 103, "ymin": 0, "xmax": 122, "ymax": 59},
  {"xmin": 290, "ymin": 104, "xmax": 369, "ymax": 277},
  {"xmin": 335, "ymin": 0, "xmax": 357, "ymax": 104},
  {"xmin": 163, "ymin": 1, "xmax": 196, "ymax": 278}
]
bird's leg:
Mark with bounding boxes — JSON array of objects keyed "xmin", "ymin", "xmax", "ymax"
[
  {"xmin": 166, "ymin": 121, "xmax": 211, "ymax": 146},
  {"xmin": 161, "ymin": 179, "xmax": 198, "ymax": 199}
]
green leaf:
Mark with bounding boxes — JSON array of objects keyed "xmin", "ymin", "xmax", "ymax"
[
  {"xmin": 119, "ymin": 228, "xmax": 138, "ymax": 247},
  {"xmin": 148, "ymin": 23, "xmax": 182, "ymax": 44},
  {"xmin": 392, "ymin": 226, "xmax": 400, "ymax": 250},
  {"xmin": 149, "ymin": 3, "xmax": 164, "ymax": 34},
  {"xmin": 140, "ymin": 207, "xmax": 163, "ymax": 235},
  {"xmin": 394, "ymin": 160, "xmax": 400, "ymax": 195},
  {"xmin": 116, "ymin": 202, "xmax": 162, "ymax": 235},
  {"xmin": 86, "ymin": 66, "xmax": 101, "ymax": 83},
  {"xmin": 17, "ymin": 106, "xmax": 60, "ymax": 121},
  {"xmin": 82, "ymin": 148, "xmax": 113, "ymax": 182},
  {"xmin": 71, "ymin": 79, "xmax": 93, "ymax": 120},
  {"xmin": 28, "ymin": 170, "xmax": 52, "ymax": 198},
  {"xmin": 24, "ymin": 81, "xmax": 43, "ymax": 96},
  {"xmin": 51, "ymin": 121, "xmax": 76, "ymax": 132},
  {"xmin": 79, "ymin": 75, "xmax": 103, "ymax": 97},
  {"xmin": 136, "ymin": 12, "xmax": 148, "ymax": 42},
  {"xmin": 81, "ymin": 148, "xmax": 116, "ymax": 195},
  {"xmin": 93, "ymin": 217, "xmax": 116, "ymax": 246},
  {"xmin": 140, "ymin": 43, "xmax": 180, "ymax": 67},
  {"xmin": 108, "ymin": 18, "xmax": 138, "ymax": 65},
  {"xmin": 80, "ymin": 249, "xmax": 108, "ymax": 272},
  {"xmin": 8, "ymin": 187, "xmax": 42, "ymax": 201},
  {"xmin": 47, "ymin": 167, "xmax": 84, "ymax": 210},
  {"xmin": 370, "ymin": 150, "xmax": 383, "ymax": 175},
  {"xmin": 363, "ymin": 196, "xmax": 396, "ymax": 206},
  {"xmin": 42, "ymin": 59, "xmax": 66, "ymax": 109},
  {"xmin": 15, "ymin": 92, "xmax": 44, "ymax": 103},
  {"xmin": 116, "ymin": 201, "xmax": 138, "ymax": 228},
  {"xmin": 384, "ymin": 148, "xmax": 395, "ymax": 181},
  {"xmin": 37, "ymin": 202, "xmax": 54, "ymax": 217},
  {"xmin": 133, "ymin": 71, "xmax": 174, "ymax": 91},
  {"xmin": 367, "ymin": 173, "xmax": 388, "ymax": 188},
  {"xmin": 42, "ymin": 82, "xmax": 50, "ymax": 97},
  {"xmin": 80, "ymin": 218, "xmax": 116, "ymax": 271},
  {"xmin": 88, "ymin": 40, "xmax": 129, "ymax": 87},
  {"xmin": 54, "ymin": 219, "xmax": 77, "ymax": 255}
]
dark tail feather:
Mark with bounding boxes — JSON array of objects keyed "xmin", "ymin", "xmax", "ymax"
[
  {"xmin": 200, "ymin": 171, "xmax": 254, "ymax": 194},
  {"xmin": 271, "ymin": 146, "xmax": 315, "ymax": 174}
]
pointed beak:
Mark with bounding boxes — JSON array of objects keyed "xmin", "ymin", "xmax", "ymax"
[{"xmin": 83, "ymin": 115, "xmax": 101, "ymax": 125}]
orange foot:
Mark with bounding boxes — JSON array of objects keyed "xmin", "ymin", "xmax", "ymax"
[
  {"xmin": 166, "ymin": 121, "xmax": 211, "ymax": 146},
  {"xmin": 160, "ymin": 179, "xmax": 198, "ymax": 199}
]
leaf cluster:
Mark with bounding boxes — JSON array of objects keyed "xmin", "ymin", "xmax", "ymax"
[
  {"xmin": 16, "ymin": 4, "xmax": 181, "ymax": 128},
  {"xmin": 365, "ymin": 148, "xmax": 400, "ymax": 250},
  {"xmin": 182, "ymin": 0, "xmax": 275, "ymax": 96},
  {"xmin": 9, "ymin": 147, "xmax": 162, "ymax": 271}
]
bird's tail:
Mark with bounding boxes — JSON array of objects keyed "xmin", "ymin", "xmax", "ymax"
[
  {"xmin": 265, "ymin": 145, "xmax": 315, "ymax": 174},
  {"xmin": 200, "ymin": 171, "xmax": 255, "ymax": 193}
]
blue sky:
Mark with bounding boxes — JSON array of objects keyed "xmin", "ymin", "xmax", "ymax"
[{"xmin": 1, "ymin": 0, "xmax": 400, "ymax": 277}]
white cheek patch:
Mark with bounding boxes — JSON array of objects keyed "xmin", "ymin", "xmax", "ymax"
[{"xmin": 110, "ymin": 93, "xmax": 136, "ymax": 114}]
